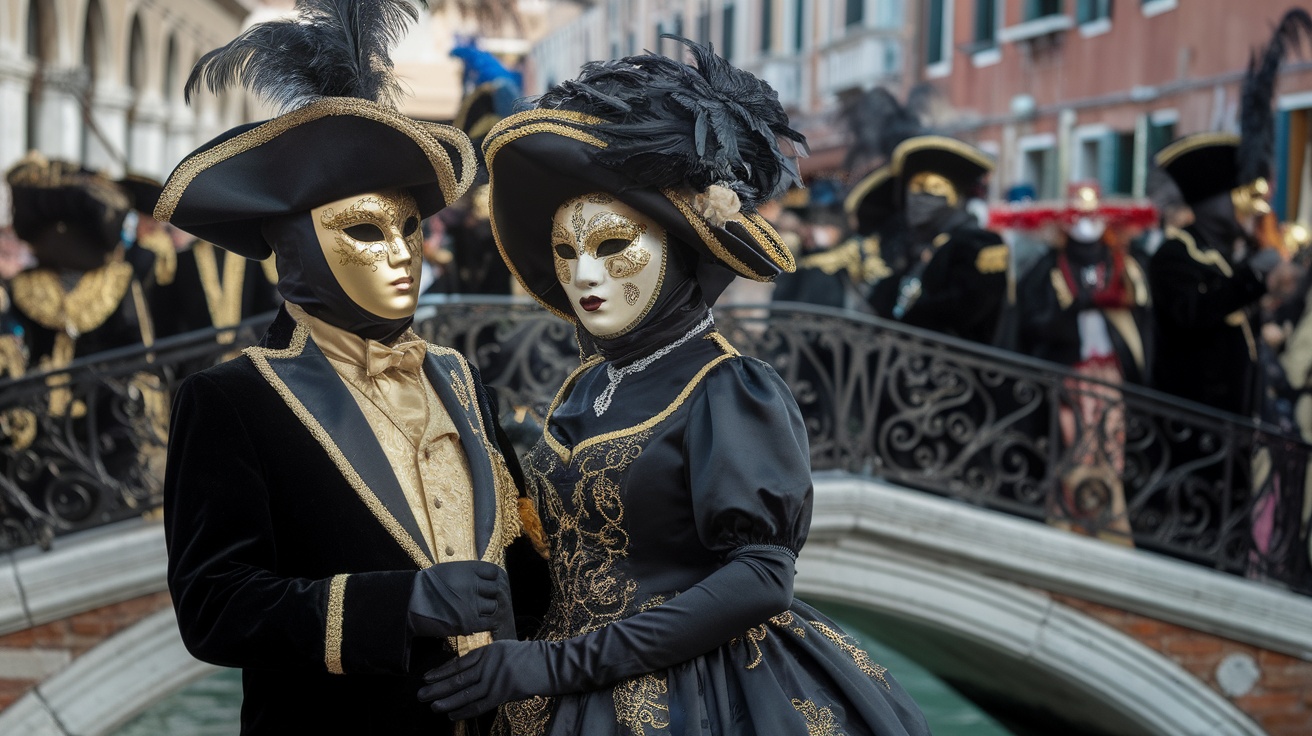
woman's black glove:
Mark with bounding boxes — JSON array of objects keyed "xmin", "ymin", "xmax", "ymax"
[
  {"xmin": 418, "ymin": 545, "xmax": 795, "ymax": 718},
  {"xmin": 408, "ymin": 561, "xmax": 515, "ymax": 640}
]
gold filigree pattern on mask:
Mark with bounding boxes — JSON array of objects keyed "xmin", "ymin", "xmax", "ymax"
[
  {"xmin": 586, "ymin": 192, "xmax": 615, "ymax": 204},
  {"xmin": 606, "ymin": 244, "xmax": 651, "ymax": 279},
  {"xmin": 319, "ymin": 194, "xmax": 421, "ymax": 271},
  {"xmin": 614, "ymin": 672, "xmax": 671, "ymax": 734},
  {"xmin": 583, "ymin": 210, "xmax": 646, "ymax": 256},
  {"xmin": 623, "ymin": 283, "xmax": 640, "ymax": 305},
  {"xmin": 907, "ymin": 171, "xmax": 960, "ymax": 207},
  {"xmin": 791, "ymin": 699, "xmax": 847, "ymax": 736}
]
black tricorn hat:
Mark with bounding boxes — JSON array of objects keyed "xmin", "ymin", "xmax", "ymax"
[
  {"xmin": 156, "ymin": 99, "xmax": 474, "ymax": 259},
  {"xmin": 891, "ymin": 135, "xmax": 993, "ymax": 203},
  {"xmin": 7, "ymin": 152, "xmax": 129, "ymax": 259},
  {"xmin": 844, "ymin": 165, "xmax": 895, "ymax": 236},
  {"xmin": 485, "ymin": 37, "xmax": 805, "ymax": 321},
  {"xmin": 116, "ymin": 174, "xmax": 164, "ymax": 215},
  {"xmin": 155, "ymin": 0, "xmax": 474, "ymax": 260},
  {"xmin": 1154, "ymin": 133, "xmax": 1242, "ymax": 206}
]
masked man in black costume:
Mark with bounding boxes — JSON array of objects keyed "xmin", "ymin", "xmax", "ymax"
[
  {"xmin": 878, "ymin": 136, "xmax": 1008, "ymax": 343},
  {"xmin": 1150, "ymin": 9, "xmax": 1312, "ymax": 417},
  {"xmin": 159, "ymin": 2, "xmax": 542, "ymax": 733}
]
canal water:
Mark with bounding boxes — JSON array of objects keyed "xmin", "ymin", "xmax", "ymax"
[{"xmin": 114, "ymin": 600, "xmax": 1015, "ymax": 735}]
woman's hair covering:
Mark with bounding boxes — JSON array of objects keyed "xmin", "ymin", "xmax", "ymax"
[
  {"xmin": 533, "ymin": 35, "xmax": 807, "ymax": 212},
  {"xmin": 186, "ymin": 0, "xmax": 428, "ymax": 112},
  {"xmin": 1238, "ymin": 8, "xmax": 1312, "ymax": 184}
]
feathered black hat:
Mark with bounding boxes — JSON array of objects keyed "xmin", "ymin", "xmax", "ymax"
[
  {"xmin": 1158, "ymin": 8, "xmax": 1311, "ymax": 206},
  {"xmin": 484, "ymin": 36, "xmax": 806, "ymax": 320},
  {"xmin": 155, "ymin": 0, "xmax": 475, "ymax": 259}
]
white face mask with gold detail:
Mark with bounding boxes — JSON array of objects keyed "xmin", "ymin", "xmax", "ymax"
[
  {"xmin": 311, "ymin": 189, "xmax": 423, "ymax": 320},
  {"xmin": 552, "ymin": 193, "xmax": 667, "ymax": 339}
]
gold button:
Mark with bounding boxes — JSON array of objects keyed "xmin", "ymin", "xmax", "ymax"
[
  {"xmin": 445, "ymin": 546, "xmax": 455, "ymax": 557},
  {"xmin": 432, "ymin": 497, "xmax": 442, "ymax": 509}
]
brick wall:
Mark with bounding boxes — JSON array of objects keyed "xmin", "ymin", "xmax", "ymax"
[
  {"xmin": 1054, "ymin": 593, "xmax": 1312, "ymax": 736},
  {"xmin": 0, "ymin": 592, "xmax": 172, "ymax": 711}
]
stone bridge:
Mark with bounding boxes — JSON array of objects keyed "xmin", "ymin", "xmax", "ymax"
[{"xmin": 0, "ymin": 475, "xmax": 1309, "ymax": 734}]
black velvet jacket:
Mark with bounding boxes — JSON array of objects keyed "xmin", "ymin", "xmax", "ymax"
[
  {"xmin": 164, "ymin": 306, "xmax": 532, "ymax": 734},
  {"xmin": 882, "ymin": 224, "xmax": 1009, "ymax": 344},
  {"xmin": 1148, "ymin": 226, "xmax": 1266, "ymax": 416}
]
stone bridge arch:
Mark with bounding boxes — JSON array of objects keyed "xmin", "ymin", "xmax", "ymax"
[{"xmin": 3, "ymin": 475, "xmax": 1309, "ymax": 734}]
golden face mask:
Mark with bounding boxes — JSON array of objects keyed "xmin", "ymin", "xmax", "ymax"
[
  {"xmin": 311, "ymin": 189, "xmax": 422, "ymax": 320},
  {"xmin": 552, "ymin": 193, "xmax": 666, "ymax": 338},
  {"xmin": 1232, "ymin": 178, "xmax": 1272, "ymax": 220},
  {"xmin": 907, "ymin": 172, "xmax": 960, "ymax": 208}
]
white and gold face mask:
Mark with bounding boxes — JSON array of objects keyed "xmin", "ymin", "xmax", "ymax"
[
  {"xmin": 311, "ymin": 189, "xmax": 423, "ymax": 320},
  {"xmin": 551, "ymin": 193, "xmax": 667, "ymax": 338}
]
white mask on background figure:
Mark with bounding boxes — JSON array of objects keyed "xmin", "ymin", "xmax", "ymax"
[{"xmin": 1069, "ymin": 216, "xmax": 1107, "ymax": 244}]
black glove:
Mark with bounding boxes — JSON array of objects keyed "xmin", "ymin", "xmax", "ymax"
[
  {"xmin": 418, "ymin": 639, "xmax": 555, "ymax": 718},
  {"xmin": 418, "ymin": 546, "xmax": 796, "ymax": 719},
  {"xmin": 408, "ymin": 561, "xmax": 514, "ymax": 640}
]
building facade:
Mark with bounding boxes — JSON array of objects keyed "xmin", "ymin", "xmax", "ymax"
[
  {"xmin": 528, "ymin": 0, "xmax": 916, "ymax": 173},
  {"xmin": 0, "ymin": 0, "xmax": 260, "ymax": 200},
  {"xmin": 919, "ymin": 0, "xmax": 1312, "ymax": 218}
]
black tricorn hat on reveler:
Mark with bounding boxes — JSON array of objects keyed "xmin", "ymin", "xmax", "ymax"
[
  {"xmin": 155, "ymin": 0, "xmax": 474, "ymax": 341},
  {"xmin": 484, "ymin": 35, "xmax": 806, "ymax": 323},
  {"xmin": 1156, "ymin": 8, "xmax": 1312, "ymax": 210}
]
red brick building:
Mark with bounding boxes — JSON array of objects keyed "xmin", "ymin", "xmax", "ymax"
[{"xmin": 920, "ymin": 0, "xmax": 1312, "ymax": 218}]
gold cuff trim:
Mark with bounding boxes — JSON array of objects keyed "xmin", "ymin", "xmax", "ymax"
[
  {"xmin": 157, "ymin": 98, "xmax": 469, "ymax": 223},
  {"xmin": 325, "ymin": 573, "xmax": 348, "ymax": 675}
]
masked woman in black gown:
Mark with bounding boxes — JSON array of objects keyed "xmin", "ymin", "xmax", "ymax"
[{"xmin": 420, "ymin": 38, "xmax": 932, "ymax": 736}]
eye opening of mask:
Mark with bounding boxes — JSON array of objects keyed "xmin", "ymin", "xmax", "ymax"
[
  {"xmin": 596, "ymin": 238, "xmax": 630, "ymax": 257},
  {"xmin": 403, "ymin": 216, "xmax": 420, "ymax": 238},
  {"xmin": 554, "ymin": 243, "xmax": 578, "ymax": 260},
  {"xmin": 343, "ymin": 223, "xmax": 386, "ymax": 242}
]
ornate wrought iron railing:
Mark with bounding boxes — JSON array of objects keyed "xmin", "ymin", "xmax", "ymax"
[{"xmin": 2, "ymin": 298, "xmax": 1308, "ymax": 594}]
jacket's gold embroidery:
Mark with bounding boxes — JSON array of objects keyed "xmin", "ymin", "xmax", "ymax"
[
  {"xmin": 791, "ymin": 698, "xmax": 847, "ymax": 736},
  {"xmin": 494, "ymin": 695, "xmax": 552, "ymax": 736},
  {"xmin": 10, "ymin": 261, "xmax": 134, "ymax": 336},
  {"xmin": 614, "ymin": 672, "xmax": 670, "ymax": 734},
  {"xmin": 810, "ymin": 620, "xmax": 890, "ymax": 690}
]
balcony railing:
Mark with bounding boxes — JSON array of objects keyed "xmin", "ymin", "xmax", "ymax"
[
  {"xmin": 818, "ymin": 34, "xmax": 901, "ymax": 96},
  {"xmin": 2, "ymin": 298, "xmax": 1308, "ymax": 594}
]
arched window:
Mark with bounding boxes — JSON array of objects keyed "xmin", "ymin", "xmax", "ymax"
[
  {"xmin": 163, "ymin": 35, "xmax": 178, "ymax": 103},
  {"xmin": 125, "ymin": 14, "xmax": 145, "ymax": 168}
]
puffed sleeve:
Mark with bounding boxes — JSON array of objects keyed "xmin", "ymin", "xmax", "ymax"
[{"xmin": 685, "ymin": 356, "xmax": 813, "ymax": 555}]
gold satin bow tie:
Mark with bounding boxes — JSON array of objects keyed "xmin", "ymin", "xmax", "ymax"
[{"xmin": 365, "ymin": 339, "xmax": 427, "ymax": 377}]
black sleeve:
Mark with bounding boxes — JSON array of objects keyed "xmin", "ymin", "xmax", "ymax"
[
  {"xmin": 1149, "ymin": 240, "xmax": 1265, "ymax": 329},
  {"xmin": 164, "ymin": 372, "xmax": 419, "ymax": 676}
]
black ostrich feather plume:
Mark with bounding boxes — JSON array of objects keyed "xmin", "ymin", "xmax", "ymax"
[
  {"xmin": 1239, "ymin": 7, "xmax": 1312, "ymax": 183},
  {"xmin": 534, "ymin": 35, "xmax": 807, "ymax": 211},
  {"xmin": 186, "ymin": 0, "xmax": 428, "ymax": 112},
  {"xmin": 841, "ymin": 85, "xmax": 932, "ymax": 172}
]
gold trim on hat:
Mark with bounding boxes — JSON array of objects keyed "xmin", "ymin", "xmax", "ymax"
[
  {"xmin": 1153, "ymin": 132, "xmax": 1241, "ymax": 169},
  {"xmin": 843, "ymin": 166, "xmax": 893, "ymax": 216},
  {"xmin": 891, "ymin": 135, "xmax": 995, "ymax": 176},
  {"xmin": 155, "ymin": 97, "xmax": 473, "ymax": 223}
]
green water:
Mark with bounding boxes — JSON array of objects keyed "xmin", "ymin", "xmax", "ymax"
[{"xmin": 114, "ymin": 612, "xmax": 1012, "ymax": 736}]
